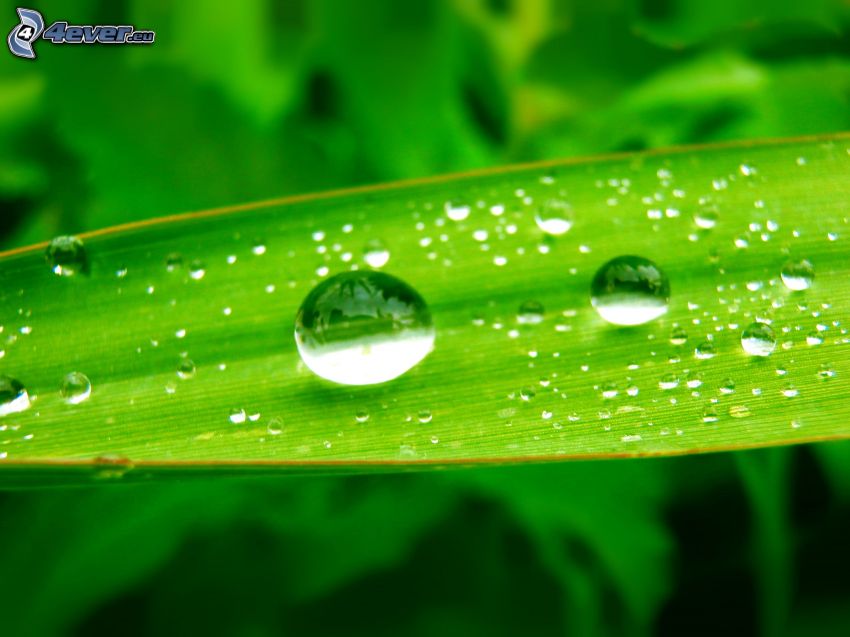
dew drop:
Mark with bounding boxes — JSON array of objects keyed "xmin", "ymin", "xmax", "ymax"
[
  {"xmin": 46, "ymin": 236, "xmax": 87, "ymax": 276},
  {"xmin": 177, "ymin": 359, "xmax": 196, "ymax": 380},
  {"xmin": 590, "ymin": 255, "xmax": 670, "ymax": 326},
  {"xmin": 0, "ymin": 376, "xmax": 30, "ymax": 416},
  {"xmin": 294, "ymin": 271, "xmax": 434, "ymax": 385},
  {"xmin": 517, "ymin": 300, "xmax": 545, "ymax": 325},
  {"xmin": 165, "ymin": 253, "xmax": 183, "ymax": 272},
  {"xmin": 806, "ymin": 331, "xmax": 824, "ymax": 346},
  {"xmin": 729, "ymin": 405, "xmax": 752, "ymax": 419},
  {"xmin": 780, "ymin": 259, "xmax": 814, "ymax": 291},
  {"xmin": 267, "ymin": 418, "xmax": 284, "ymax": 435},
  {"xmin": 445, "ymin": 200, "xmax": 471, "ymax": 222},
  {"xmin": 658, "ymin": 374, "xmax": 679, "ymax": 390},
  {"xmin": 355, "ymin": 410, "xmax": 370, "ymax": 423},
  {"xmin": 189, "ymin": 260, "xmax": 206, "ymax": 280},
  {"xmin": 694, "ymin": 341, "xmax": 716, "ymax": 360},
  {"xmin": 60, "ymin": 371, "xmax": 91, "ymax": 405},
  {"xmin": 363, "ymin": 239, "xmax": 390, "ymax": 268},
  {"xmin": 693, "ymin": 210, "xmax": 718, "ymax": 229},
  {"xmin": 601, "ymin": 382, "xmax": 618, "ymax": 399},
  {"xmin": 534, "ymin": 199, "xmax": 573, "ymax": 236},
  {"xmin": 686, "ymin": 371, "xmax": 704, "ymax": 389},
  {"xmin": 719, "ymin": 378, "xmax": 736, "ymax": 394},
  {"xmin": 741, "ymin": 322, "xmax": 777, "ymax": 357},
  {"xmin": 418, "ymin": 409, "xmax": 433, "ymax": 423},
  {"xmin": 817, "ymin": 363, "xmax": 836, "ymax": 380},
  {"xmin": 229, "ymin": 408, "xmax": 247, "ymax": 424},
  {"xmin": 670, "ymin": 326, "xmax": 688, "ymax": 345}
]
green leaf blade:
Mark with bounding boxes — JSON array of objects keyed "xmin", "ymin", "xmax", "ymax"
[{"xmin": 2, "ymin": 134, "xmax": 850, "ymax": 476}]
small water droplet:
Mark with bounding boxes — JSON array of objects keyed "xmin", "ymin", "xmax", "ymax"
[
  {"xmin": 817, "ymin": 363, "xmax": 836, "ymax": 379},
  {"xmin": 729, "ymin": 405, "xmax": 752, "ymax": 419},
  {"xmin": 781, "ymin": 384, "xmax": 799, "ymax": 398},
  {"xmin": 177, "ymin": 359, "xmax": 196, "ymax": 380},
  {"xmin": 601, "ymin": 382, "xmax": 618, "ymax": 399},
  {"xmin": 61, "ymin": 371, "xmax": 91, "ymax": 405},
  {"xmin": 703, "ymin": 404, "xmax": 719, "ymax": 423},
  {"xmin": 445, "ymin": 200, "xmax": 471, "ymax": 222},
  {"xmin": 189, "ymin": 260, "xmax": 206, "ymax": 280},
  {"xmin": 741, "ymin": 322, "xmax": 776, "ymax": 357},
  {"xmin": 0, "ymin": 376, "xmax": 30, "ymax": 416},
  {"xmin": 46, "ymin": 236, "xmax": 87, "ymax": 276},
  {"xmin": 534, "ymin": 199, "xmax": 573, "ymax": 236},
  {"xmin": 355, "ymin": 410, "xmax": 370, "ymax": 423},
  {"xmin": 517, "ymin": 300, "xmax": 545, "ymax": 325},
  {"xmin": 520, "ymin": 387, "xmax": 536, "ymax": 401},
  {"xmin": 686, "ymin": 371, "xmax": 704, "ymax": 389},
  {"xmin": 806, "ymin": 331, "xmax": 824, "ymax": 346},
  {"xmin": 417, "ymin": 409, "xmax": 433, "ymax": 423},
  {"xmin": 252, "ymin": 241, "xmax": 267, "ymax": 256},
  {"xmin": 693, "ymin": 210, "xmax": 718, "ymax": 229},
  {"xmin": 694, "ymin": 341, "xmax": 716, "ymax": 360},
  {"xmin": 658, "ymin": 374, "xmax": 679, "ymax": 390},
  {"xmin": 590, "ymin": 256, "xmax": 670, "ymax": 326},
  {"xmin": 294, "ymin": 271, "xmax": 434, "ymax": 386},
  {"xmin": 165, "ymin": 253, "xmax": 183, "ymax": 272},
  {"xmin": 670, "ymin": 326, "xmax": 688, "ymax": 345},
  {"xmin": 229, "ymin": 408, "xmax": 247, "ymax": 424},
  {"xmin": 267, "ymin": 418, "xmax": 284, "ymax": 435},
  {"xmin": 719, "ymin": 378, "xmax": 736, "ymax": 394},
  {"xmin": 363, "ymin": 239, "xmax": 390, "ymax": 268},
  {"xmin": 780, "ymin": 259, "xmax": 814, "ymax": 291}
]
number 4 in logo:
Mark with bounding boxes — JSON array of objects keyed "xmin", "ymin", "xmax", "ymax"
[{"xmin": 8, "ymin": 8, "xmax": 45, "ymax": 59}]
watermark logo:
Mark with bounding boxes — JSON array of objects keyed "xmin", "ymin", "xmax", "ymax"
[
  {"xmin": 7, "ymin": 7, "xmax": 43, "ymax": 59},
  {"xmin": 8, "ymin": 7, "xmax": 155, "ymax": 59}
]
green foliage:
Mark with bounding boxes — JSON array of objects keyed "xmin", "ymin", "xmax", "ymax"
[{"xmin": 2, "ymin": 0, "xmax": 850, "ymax": 635}]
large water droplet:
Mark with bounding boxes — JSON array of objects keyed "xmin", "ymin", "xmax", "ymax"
[
  {"xmin": 0, "ymin": 375, "xmax": 30, "ymax": 416},
  {"xmin": 61, "ymin": 371, "xmax": 92, "ymax": 404},
  {"xmin": 294, "ymin": 271, "xmax": 434, "ymax": 385},
  {"xmin": 780, "ymin": 259, "xmax": 814, "ymax": 291},
  {"xmin": 46, "ymin": 236, "xmax": 87, "ymax": 276},
  {"xmin": 741, "ymin": 322, "xmax": 776, "ymax": 357},
  {"xmin": 534, "ymin": 199, "xmax": 573, "ymax": 236},
  {"xmin": 590, "ymin": 255, "xmax": 670, "ymax": 326}
]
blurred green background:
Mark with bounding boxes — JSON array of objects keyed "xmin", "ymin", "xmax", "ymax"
[{"xmin": 2, "ymin": 0, "xmax": 850, "ymax": 635}]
